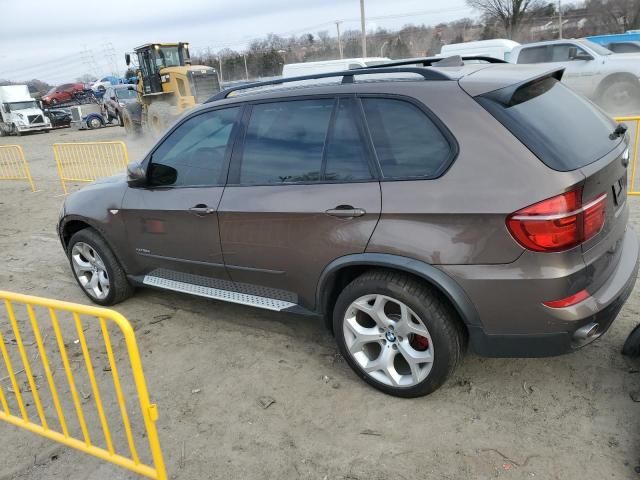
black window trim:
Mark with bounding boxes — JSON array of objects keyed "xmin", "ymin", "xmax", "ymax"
[
  {"xmin": 226, "ymin": 94, "xmax": 380, "ymax": 187},
  {"xmin": 357, "ymin": 93, "xmax": 459, "ymax": 182},
  {"xmin": 138, "ymin": 104, "xmax": 245, "ymax": 190}
]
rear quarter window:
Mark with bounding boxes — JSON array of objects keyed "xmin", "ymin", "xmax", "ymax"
[
  {"xmin": 516, "ymin": 46, "xmax": 549, "ymax": 64},
  {"xmin": 361, "ymin": 98, "xmax": 454, "ymax": 179},
  {"xmin": 476, "ymin": 76, "xmax": 620, "ymax": 171}
]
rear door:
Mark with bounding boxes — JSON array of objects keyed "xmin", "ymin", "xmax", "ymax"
[
  {"xmin": 218, "ymin": 96, "xmax": 381, "ymax": 308},
  {"xmin": 121, "ymin": 106, "xmax": 242, "ymax": 280}
]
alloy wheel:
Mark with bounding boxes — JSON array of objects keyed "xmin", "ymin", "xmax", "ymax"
[
  {"xmin": 71, "ymin": 242, "xmax": 110, "ymax": 300},
  {"xmin": 343, "ymin": 294, "xmax": 434, "ymax": 387}
]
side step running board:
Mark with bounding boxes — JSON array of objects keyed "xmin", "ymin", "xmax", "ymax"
[{"xmin": 142, "ymin": 274, "xmax": 298, "ymax": 312}]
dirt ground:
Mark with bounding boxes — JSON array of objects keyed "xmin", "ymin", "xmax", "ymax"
[{"xmin": 1, "ymin": 124, "xmax": 639, "ymax": 480}]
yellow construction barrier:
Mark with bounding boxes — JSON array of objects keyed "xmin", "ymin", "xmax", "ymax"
[
  {"xmin": 0, "ymin": 291, "xmax": 166, "ymax": 480},
  {"xmin": 615, "ymin": 116, "xmax": 640, "ymax": 196},
  {"xmin": 53, "ymin": 141, "xmax": 129, "ymax": 194},
  {"xmin": 0, "ymin": 144, "xmax": 36, "ymax": 192}
]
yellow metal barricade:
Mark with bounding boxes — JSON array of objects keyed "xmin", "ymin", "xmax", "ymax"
[
  {"xmin": 53, "ymin": 142, "xmax": 129, "ymax": 194},
  {"xmin": 0, "ymin": 291, "xmax": 166, "ymax": 480},
  {"xmin": 0, "ymin": 145, "xmax": 36, "ymax": 191},
  {"xmin": 615, "ymin": 116, "xmax": 640, "ymax": 196}
]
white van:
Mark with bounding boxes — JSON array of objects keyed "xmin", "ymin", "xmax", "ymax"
[
  {"xmin": 440, "ymin": 39, "xmax": 520, "ymax": 62},
  {"xmin": 282, "ymin": 57, "xmax": 390, "ymax": 77}
]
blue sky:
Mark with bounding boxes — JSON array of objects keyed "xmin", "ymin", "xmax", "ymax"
[{"xmin": 1, "ymin": 0, "xmax": 474, "ymax": 84}]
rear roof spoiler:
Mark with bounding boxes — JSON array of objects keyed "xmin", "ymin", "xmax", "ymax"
[
  {"xmin": 459, "ymin": 65, "xmax": 565, "ymax": 98},
  {"xmin": 483, "ymin": 68, "xmax": 565, "ymax": 106}
]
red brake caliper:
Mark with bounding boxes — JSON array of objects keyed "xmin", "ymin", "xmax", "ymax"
[{"xmin": 410, "ymin": 334, "xmax": 430, "ymax": 351}]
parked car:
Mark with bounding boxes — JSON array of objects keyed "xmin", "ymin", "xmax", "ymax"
[
  {"xmin": 440, "ymin": 39, "xmax": 520, "ymax": 61},
  {"xmin": 102, "ymin": 85, "xmax": 138, "ymax": 126},
  {"xmin": 42, "ymin": 83, "xmax": 86, "ymax": 106},
  {"xmin": 44, "ymin": 108, "xmax": 72, "ymax": 128},
  {"xmin": 602, "ymin": 41, "xmax": 640, "ymax": 54},
  {"xmin": 510, "ymin": 38, "xmax": 640, "ymax": 112},
  {"xmin": 58, "ymin": 61, "xmax": 638, "ymax": 397},
  {"xmin": 91, "ymin": 76, "xmax": 122, "ymax": 92},
  {"xmin": 282, "ymin": 57, "xmax": 390, "ymax": 77}
]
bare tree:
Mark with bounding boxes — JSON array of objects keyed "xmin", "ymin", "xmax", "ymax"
[
  {"xmin": 466, "ymin": 0, "xmax": 545, "ymax": 38},
  {"xmin": 586, "ymin": 0, "xmax": 640, "ymax": 32}
]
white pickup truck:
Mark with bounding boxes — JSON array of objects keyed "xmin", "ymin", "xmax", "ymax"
[
  {"xmin": 510, "ymin": 39, "xmax": 640, "ymax": 112},
  {"xmin": 0, "ymin": 85, "xmax": 51, "ymax": 136}
]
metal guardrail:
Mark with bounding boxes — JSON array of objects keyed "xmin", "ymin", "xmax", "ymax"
[
  {"xmin": 0, "ymin": 291, "xmax": 166, "ymax": 479},
  {"xmin": 53, "ymin": 141, "xmax": 129, "ymax": 194},
  {"xmin": 615, "ymin": 116, "xmax": 640, "ymax": 196},
  {"xmin": 0, "ymin": 145, "xmax": 36, "ymax": 192}
]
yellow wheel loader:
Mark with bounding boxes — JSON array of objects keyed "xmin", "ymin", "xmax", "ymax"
[{"xmin": 123, "ymin": 42, "xmax": 221, "ymax": 137}]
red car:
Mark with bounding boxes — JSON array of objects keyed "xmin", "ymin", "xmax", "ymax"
[{"xmin": 42, "ymin": 83, "xmax": 85, "ymax": 106}]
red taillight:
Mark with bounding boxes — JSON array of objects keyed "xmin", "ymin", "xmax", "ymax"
[
  {"xmin": 507, "ymin": 189, "xmax": 607, "ymax": 252},
  {"xmin": 543, "ymin": 289, "xmax": 590, "ymax": 308}
]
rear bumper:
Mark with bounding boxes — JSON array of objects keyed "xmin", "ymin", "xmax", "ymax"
[{"xmin": 465, "ymin": 228, "xmax": 639, "ymax": 357}]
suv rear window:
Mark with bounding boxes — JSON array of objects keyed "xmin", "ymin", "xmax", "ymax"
[{"xmin": 476, "ymin": 76, "xmax": 620, "ymax": 171}]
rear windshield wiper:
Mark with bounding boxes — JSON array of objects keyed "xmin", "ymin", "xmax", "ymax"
[{"xmin": 610, "ymin": 123, "xmax": 627, "ymax": 140}]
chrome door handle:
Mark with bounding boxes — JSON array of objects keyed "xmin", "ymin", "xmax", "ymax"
[
  {"xmin": 189, "ymin": 204, "xmax": 215, "ymax": 215},
  {"xmin": 325, "ymin": 206, "xmax": 366, "ymax": 218}
]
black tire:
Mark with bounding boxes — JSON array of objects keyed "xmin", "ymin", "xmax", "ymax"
[
  {"xmin": 117, "ymin": 112, "xmax": 124, "ymax": 127},
  {"xmin": 622, "ymin": 324, "xmax": 640, "ymax": 357},
  {"xmin": 146, "ymin": 102, "xmax": 175, "ymax": 138},
  {"xmin": 67, "ymin": 228, "xmax": 134, "ymax": 306},
  {"xmin": 86, "ymin": 116, "xmax": 103, "ymax": 129},
  {"xmin": 333, "ymin": 270, "xmax": 465, "ymax": 397},
  {"xmin": 122, "ymin": 108, "xmax": 141, "ymax": 137}
]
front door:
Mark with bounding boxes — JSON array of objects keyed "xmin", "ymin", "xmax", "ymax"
[
  {"xmin": 121, "ymin": 106, "xmax": 242, "ymax": 281},
  {"xmin": 218, "ymin": 97, "xmax": 381, "ymax": 308},
  {"xmin": 549, "ymin": 43, "xmax": 596, "ymax": 96}
]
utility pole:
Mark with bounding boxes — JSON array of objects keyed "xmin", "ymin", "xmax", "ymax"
[
  {"xmin": 558, "ymin": 0, "xmax": 563, "ymax": 39},
  {"xmin": 218, "ymin": 56, "xmax": 224, "ymax": 84},
  {"xmin": 243, "ymin": 54, "xmax": 249, "ymax": 80},
  {"xmin": 335, "ymin": 21, "xmax": 343, "ymax": 59},
  {"xmin": 360, "ymin": 0, "xmax": 367, "ymax": 58}
]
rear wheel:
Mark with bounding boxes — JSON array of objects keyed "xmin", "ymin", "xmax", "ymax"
[
  {"xmin": 67, "ymin": 229, "xmax": 133, "ymax": 306},
  {"xmin": 333, "ymin": 270, "xmax": 465, "ymax": 397},
  {"xmin": 600, "ymin": 78, "xmax": 640, "ymax": 114}
]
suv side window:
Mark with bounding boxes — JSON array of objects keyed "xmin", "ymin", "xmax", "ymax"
[
  {"xmin": 238, "ymin": 99, "xmax": 333, "ymax": 184},
  {"xmin": 147, "ymin": 107, "xmax": 240, "ymax": 187},
  {"xmin": 550, "ymin": 43, "xmax": 587, "ymax": 61},
  {"xmin": 324, "ymin": 98, "xmax": 373, "ymax": 181},
  {"xmin": 361, "ymin": 98, "xmax": 452, "ymax": 179},
  {"xmin": 516, "ymin": 46, "xmax": 549, "ymax": 64}
]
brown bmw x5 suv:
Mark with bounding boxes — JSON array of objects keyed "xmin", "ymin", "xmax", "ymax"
[{"xmin": 58, "ymin": 58, "xmax": 639, "ymax": 397}]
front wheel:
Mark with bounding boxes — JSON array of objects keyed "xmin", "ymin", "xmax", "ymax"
[
  {"xmin": 333, "ymin": 270, "xmax": 465, "ymax": 397},
  {"xmin": 67, "ymin": 228, "xmax": 134, "ymax": 306}
]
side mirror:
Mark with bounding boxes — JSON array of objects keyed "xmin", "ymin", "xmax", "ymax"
[
  {"xmin": 127, "ymin": 162, "xmax": 146, "ymax": 186},
  {"xmin": 569, "ymin": 47, "xmax": 593, "ymax": 61},
  {"xmin": 125, "ymin": 53, "xmax": 131, "ymax": 66}
]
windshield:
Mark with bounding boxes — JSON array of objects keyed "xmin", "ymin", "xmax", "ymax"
[
  {"xmin": 579, "ymin": 39, "xmax": 613, "ymax": 55},
  {"xmin": 155, "ymin": 46, "xmax": 181, "ymax": 68},
  {"xmin": 9, "ymin": 101, "xmax": 38, "ymax": 110},
  {"xmin": 46, "ymin": 87, "xmax": 56, "ymax": 95},
  {"xmin": 115, "ymin": 88, "xmax": 137, "ymax": 100}
]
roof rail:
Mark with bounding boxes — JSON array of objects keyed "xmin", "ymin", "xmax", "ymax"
[
  {"xmin": 206, "ymin": 67, "xmax": 450, "ymax": 102},
  {"xmin": 367, "ymin": 55, "xmax": 508, "ymax": 68}
]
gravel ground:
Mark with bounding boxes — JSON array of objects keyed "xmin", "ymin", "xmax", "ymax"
[{"xmin": 1, "ymin": 125, "xmax": 639, "ymax": 480}]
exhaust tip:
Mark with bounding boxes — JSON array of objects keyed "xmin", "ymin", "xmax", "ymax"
[{"xmin": 574, "ymin": 322, "xmax": 600, "ymax": 340}]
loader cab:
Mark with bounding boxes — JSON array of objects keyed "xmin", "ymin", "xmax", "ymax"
[{"xmin": 132, "ymin": 43, "xmax": 191, "ymax": 95}]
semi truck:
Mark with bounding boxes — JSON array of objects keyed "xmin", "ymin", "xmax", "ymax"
[{"xmin": 0, "ymin": 85, "xmax": 52, "ymax": 136}]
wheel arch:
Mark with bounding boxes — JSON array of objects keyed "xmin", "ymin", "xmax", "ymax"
[
  {"xmin": 595, "ymin": 71, "xmax": 640, "ymax": 98},
  {"xmin": 316, "ymin": 253, "xmax": 481, "ymax": 333}
]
